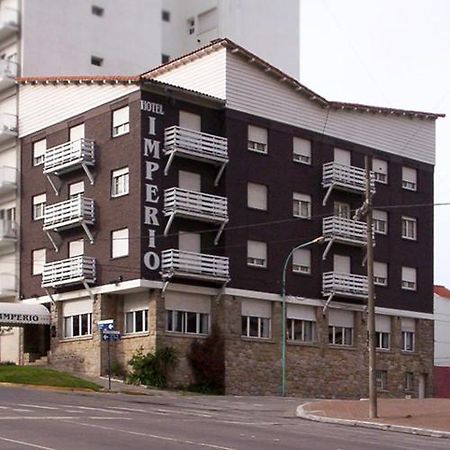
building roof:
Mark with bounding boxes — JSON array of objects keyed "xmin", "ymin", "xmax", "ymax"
[
  {"xmin": 435, "ymin": 285, "xmax": 450, "ymax": 299},
  {"xmin": 17, "ymin": 38, "xmax": 445, "ymax": 120}
]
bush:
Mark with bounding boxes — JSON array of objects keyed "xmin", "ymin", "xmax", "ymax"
[
  {"xmin": 127, "ymin": 347, "xmax": 177, "ymax": 388},
  {"xmin": 187, "ymin": 323, "xmax": 224, "ymax": 394}
]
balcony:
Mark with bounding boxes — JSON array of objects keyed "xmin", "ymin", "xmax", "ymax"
[
  {"xmin": 0, "ymin": 8, "xmax": 19, "ymax": 41},
  {"xmin": 0, "ymin": 219, "xmax": 17, "ymax": 250},
  {"xmin": 163, "ymin": 126, "xmax": 228, "ymax": 185},
  {"xmin": 163, "ymin": 188, "xmax": 228, "ymax": 244},
  {"xmin": 322, "ymin": 271, "xmax": 368, "ymax": 300},
  {"xmin": 0, "ymin": 113, "xmax": 17, "ymax": 143},
  {"xmin": 322, "ymin": 216, "xmax": 368, "ymax": 247},
  {"xmin": 44, "ymin": 139, "xmax": 95, "ymax": 191},
  {"xmin": 161, "ymin": 249, "xmax": 229, "ymax": 283},
  {"xmin": 0, "ymin": 273, "xmax": 17, "ymax": 299},
  {"xmin": 41, "ymin": 256, "xmax": 96, "ymax": 289},
  {"xmin": 0, "ymin": 166, "xmax": 17, "ymax": 195},
  {"xmin": 0, "ymin": 59, "xmax": 18, "ymax": 91},
  {"xmin": 322, "ymin": 162, "xmax": 375, "ymax": 205}
]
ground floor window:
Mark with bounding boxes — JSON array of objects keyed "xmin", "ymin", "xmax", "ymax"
[
  {"xmin": 328, "ymin": 326, "xmax": 353, "ymax": 346},
  {"xmin": 241, "ymin": 316, "xmax": 271, "ymax": 339},
  {"xmin": 376, "ymin": 331, "xmax": 390, "ymax": 350},
  {"xmin": 402, "ymin": 331, "xmax": 415, "ymax": 352},
  {"xmin": 166, "ymin": 310, "xmax": 209, "ymax": 335},
  {"xmin": 287, "ymin": 319, "xmax": 316, "ymax": 342},
  {"xmin": 405, "ymin": 372, "xmax": 414, "ymax": 391},
  {"xmin": 64, "ymin": 313, "xmax": 92, "ymax": 338},
  {"xmin": 125, "ymin": 309, "xmax": 148, "ymax": 334},
  {"xmin": 376, "ymin": 369, "xmax": 388, "ymax": 391}
]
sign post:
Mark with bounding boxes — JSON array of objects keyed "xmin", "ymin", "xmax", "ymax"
[{"xmin": 98, "ymin": 320, "xmax": 121, "ymax": 390}]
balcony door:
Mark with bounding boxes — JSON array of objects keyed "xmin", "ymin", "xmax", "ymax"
[
  {"xmin": 334, "ymin": 202, "xmax": 351, "ymax": 219},
  {"xmin": 70, "ymin": 123, "xmax": 85, "ymax": 142},
  {"xmin": 179, "ymin": 111, "xmax": 201, "ymax": 132},
  {"xmin": 333, "ymin": 254, "xmax": 350, "ymax": 274},
  {"xmin": 334, "ymin": 148, "xmax": 351, "ymax": 166},
  {"xmin": 179, "ymin": 232, "xmax": 201, "ymax": 254},
  {"xmin": 179, "ymin": 170, "xmax": 201, "ymax": 192}
]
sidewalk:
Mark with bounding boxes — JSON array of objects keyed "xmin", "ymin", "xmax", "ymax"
[{"xmin": 297, "ymin": 398, "xmax": 450, "ymax": 438}]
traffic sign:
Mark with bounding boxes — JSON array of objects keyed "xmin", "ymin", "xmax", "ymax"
[
  {"xmin": 102, "ymin": 329, "xmax": 121, "ymax": 341},
  {"xmin": 98, "ymin": 319, "xmax": 114, "ymax": 331}
]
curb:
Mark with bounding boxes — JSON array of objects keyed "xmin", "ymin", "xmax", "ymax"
[
  {"xmin": 0, "ymin": 382, "xmax": 98, "ymax": 393},
  {"xmin": 296, "ymin": 402, "xmax": 450, "ymax": 439}
]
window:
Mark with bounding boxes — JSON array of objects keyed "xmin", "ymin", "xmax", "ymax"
[
  {"xmin": 247, "ymin": 182, "xmax": 268, "ymax": 210},
  {"xmin": 241, "ymin": 316, "xmax": 271, "ymax": 339},
  {"xmin": 32, "ymin": 193, "xmax": 46, "ymax": 220},
  {"xmin": 91, "ymin": 5, "xmax": 104, "ymax": 16},
  {"xmin": 179, "ymin": 110, "xmax": 201, "ymax": 131},
  {"xmin": 68, "ymin": 239, "xmax": 84, "ymax": 258},
  {"xmin": 402, "ymin": 167, "xmax": 417, "ymax": 191},
  {"xmin": 187, "ymin": 17, "xmax": 195, "ymax": 34},
  {"xmin": 287, "ymin": 319, "xmax": 316, "ymax": 342},
  {"xmin": 64, "ymin": 313, "xmax": 92, "ymax": 338},
  {"xmin": 32, "ymin": 248, "xmax": 46, "ymax": 275},
  {"xmin": 125, "ymin": 310, "xmax": 148, "ymax": 334},
  {"xmin": 0, "ymin": 207, "xmax": 15, "ymax": 221},
  {"xmin": 373, "ymin": 158, "xmax": 388, "ymax": 184},
  {"xmin": 373, "ymin": 209, "xmax": 388, "ymax": 234},
  {"xmin": 402, "ymin": 216, "xmax": 417, "ymax": 240},
  {"xmin": 179, "ymin": 231, "xmax": 201, "ymax": 253},
  {"xmin": 293, "ymin": 193, "xmax": 311, "ymax": 219},
  {"xmin": 248, "ymin": 125, "xmax": 268, "ymax": 154},
  {"xmin": 69, "ymin": 181, "xmax": 84, "ymax": 198},
  {"xmin": 292, "ymin": 248, "xmax": 311, "ymax": 274},
  {"xmin": 162, "ymin": 10, "xmax": 170, "ymax": 21},
  {"xmin": 69, "ymin": 123, "xmax": 84, "ymax": 142},
  {"xmin": 179, "ymin": 170, "xmax": 201, "ymax": 191},
  {"xmin": 375, "ymin": 315, "xmax": 391, "ymax": 350},
  {"xmin": 111, "ymin": 167, "xmax": 129, "ymax": 197},
  {"xmin": 111, "ymin": 228, "xmax": 129, "ymax": 258},
  {"xmin": 405, "ymin": 372, "xmax": 414, "ymax": 391},
  {"xmin": 247, "ymin": 240, "xmax": 267, "ymax": 268},
  {"xmin": 374, "ymin": 262, "xmax": 388, "ymax": 286},
  {"xmin": 91, "ymin": 55, "xmax": 103, "ymax": 67},
  {"xmin": 334, "ymin": 148, "xmax": 351, "ymax": 165},
  {"xmin": 198, "ymin": 7, "xmax": 218, "ymax": 34},
  {"xmin": 401, "ymin": 318, "xmax": 416, "ymax": 352},
  {"xmin": 166, "ymin": 310, "xmax": 209, "ymax": 334},
  {"xmin": 328, "ymin": 309, "xmax": 353, "ymax": 346},
  {"xmin": 401, "ymin": 266, "xmax": 417, "ymax": 291},
  {"xmin": 32, "ymin": 139, "xmax": 46, "ymax": 166},
  {"xmin": 334, "ymin": 201, "xmax": 351, "ymax": 219},
  {"xmin": 161, "ymin": 54, "xmax": 170, "ymax": 64},
  {"xmin": 293, "ymin": 137, "xmax": 311, "ymax": 165},
  {"xmin": 112, "ymin": 106, "xmax": 130, "ymax": 137},
  {"xmin": 376, "ymin": 370, "xmax": 388, "ymax": 391}
]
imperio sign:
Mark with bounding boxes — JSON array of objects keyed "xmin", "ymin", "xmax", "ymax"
[{"xmin": 141, "ymin": 99, "xmax": 165, "ymax": 272}]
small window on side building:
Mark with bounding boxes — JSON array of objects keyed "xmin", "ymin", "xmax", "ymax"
[
  {"xmin": 92, "ymin": 5, "xmax": 104, "ymax": 16},
  {"xmin": 91, "ymin": 55, "xmax": 103, "ymax": 67}
]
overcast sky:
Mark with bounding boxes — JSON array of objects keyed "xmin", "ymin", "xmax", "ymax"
[{"xmin": 300, "ymin": 0, "xmax": 450, "ymax": 287}]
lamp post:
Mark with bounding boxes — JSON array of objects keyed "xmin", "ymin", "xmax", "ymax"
[{"xmin": 280, "ymin": 236, "xmax": 325, "ymax": 397}]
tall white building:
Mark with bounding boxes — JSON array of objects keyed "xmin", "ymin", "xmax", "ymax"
[{"xmin": 0, "ymin": 0, "xmax": 301, "ymax": 362}]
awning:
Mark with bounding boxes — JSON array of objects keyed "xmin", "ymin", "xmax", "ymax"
[{"xmin": 0, "ymin": 303, "xmax": 51, "ymax": 326}]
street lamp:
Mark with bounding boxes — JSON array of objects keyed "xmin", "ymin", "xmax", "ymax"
[{"xmin": 280, "ymin": 236, "xmax": 325, "ymax": 397}]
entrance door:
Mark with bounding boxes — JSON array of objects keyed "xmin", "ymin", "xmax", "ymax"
[{"xmin": 418, "ymin": 374, "xmax": 426, "ymax": 399}]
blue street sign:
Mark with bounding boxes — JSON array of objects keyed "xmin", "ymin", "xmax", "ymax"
[
  {"xmin": 98, "ymin": 319, "xmax": 114, "ymax": 332},
  {"xmin": 102, "ymin": 329, "xmax": 121, "ymax": 341}
]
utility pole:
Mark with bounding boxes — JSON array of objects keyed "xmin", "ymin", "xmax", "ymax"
[{"xmin": 365, "ymin": 155, "xmax": 377, "ymax": 419}]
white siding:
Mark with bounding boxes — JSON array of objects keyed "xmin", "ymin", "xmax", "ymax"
[
  {"xmin": 435, "ymin": 294, "xmax": 450, "ymax": 366},
  {"xmin": 19, "ymin": 83, "xmax": 139, "ymax": 138},
  {"xmin": 154, "ymin": 47, "xmax": 226, "ymax": 100},
  {"xmin": 226, "ymin": 53, "xmax": 435, "ymax": 165}
]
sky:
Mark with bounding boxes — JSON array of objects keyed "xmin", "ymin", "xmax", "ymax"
[{"xmin": 300, "ymin": 0, "xmax": 450, "ymax": 287}]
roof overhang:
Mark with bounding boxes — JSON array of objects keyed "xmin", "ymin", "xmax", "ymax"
[{"xmin": 0, "ymin": 303, "xmax": 51, "ymax": 326}]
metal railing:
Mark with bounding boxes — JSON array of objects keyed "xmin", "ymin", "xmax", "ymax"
[
  {"xmin": 0, "ymin": 273, "xmax": 17, "ymax": 296},
  {"xmin": 0, "ymin": 113, "xmax": 17, "ymax": 134},
  {"xmin": 0, "ymin": 166, "xmax": 17, "ymax": 193},
  {"xmin": 41, "ymin": 256, "xmax": 96, "ymax": 288},
  {"xmin": 161, "ymin": 249, "xmax": 229, "ymax": 281},
  {"xmin": 322, "ymin": 271, "xmax": 368, "ymax": 298},
  {"xmin": 44, "ymin": 196, "xmax": 95, "ymax": 231},
  {"xmin": 322, "ymin": 216, "xmax": 368, "ymax": 245},
  {"xmin": 0, "ymin": 219, "xmax": 17, "ymax": 241},
  {"xmin": 44, "ymin": 138, "xmax": 95, "ymax": 174},
  {"xmin": 0, "ymin": 7, "xmax": 19, "ymax": 30},
  {"xmin": 164, "ymin": 188, "xmax": 228, "ymax": 222},
  {"xmin": 164, "ymin": 126, "xmax": 228, "ymax": 163},
  {"xmin": 0, "ymin": 59, "xmax": 18, "ymax": 80},
  {"xmin": 322, "ymin": 162, "xmax": 375, "ymax": 194}
]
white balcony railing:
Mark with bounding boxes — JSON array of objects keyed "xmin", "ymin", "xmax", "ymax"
[
  {"xmin": 322, "ymin": 271, "xmax": 368, "ymax": 299},
  {"xmin": 322, "ymin": 162, "xmax": 375, "ymax": 194},
  {"xmin": 0, "ymin": 59, "xmax": 18, "ymax": 91},
  {"xmin": 161, "ymin": 249, "xmax": 229, "ymax": 282},
  {"xmin": 164, "ymin": 126, "xmax": 228, "ymax": 164},
  {"xmin": 44, "ymin": 138, "xmax": 95, "ymax": 176},
  {"xmin": 0, "ymin": 273, "xmax": 17, "ymax": 298},
  {"xmin": 322, "ymin": 216, "xmax": 368, "ymax": 246},
  {"xmin": 0, "ymin": 113, "xmax": 17, "ymax": 142},
  {"xmin": 0, "ymin": 219, "xmax": 17, "ymax": 245},
  {"xmin": 0, "ymin": 166, "xmax": 17, "ymax": 194},
  {"xmin": 41, "ymin": 256, "xmax": 96, "ymax": 288},
  {"xmin": 44, "ymin": 196, "xmax": 95, "ymax": 232},
  {"xmin": 0, "ymin": 8, "xmax": 19, "ymax": 39},
  {"xmin": 164, "ymin": 188, "xmax": 228, "ymax": 223}
]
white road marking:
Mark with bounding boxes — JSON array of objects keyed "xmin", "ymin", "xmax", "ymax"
[
  {"xmin": 0, "ymin": 416, "xmax": 131, "ymax": 421},
  {"xmin": 156, "ymin": 408, "xmax": 212, "ymax": 418},
  {"xmin": 60, "ymin": 405, "xmax": 125, "ymax": 414},
  {"xmin": 17, "ymin": 404, "xmax": 59, "ymax": 410},
  {"xmin": 12, "ymin": 408, "xmax": 32, "ymax": 412},
  {"xmin": 0, "ymin": 406, "xmax": 9, "ymax": 409},
  {"xmin": 0, "ymin": 435, "xmax": 57, "ymax": 450},
  {"xmin": 61, "ymin": 419, "xmax": 239, "ymax": 450},
  {"xmin": 107, "ymin": 406, "xmax": 148, "ymax": 413}
]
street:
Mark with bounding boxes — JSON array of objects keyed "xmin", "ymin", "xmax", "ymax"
[{"xmin": 0, "ymin": 386, "xmax": 447, "ymax": 449}]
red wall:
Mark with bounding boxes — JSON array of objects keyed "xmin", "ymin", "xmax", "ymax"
[{"xmin": 434, "ymin": 367, "xmax": 450, "ymax": 398}]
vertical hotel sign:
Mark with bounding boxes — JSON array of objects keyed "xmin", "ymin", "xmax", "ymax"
[{"xmin": 141, "ymin": 99, "xmax": 165, "ymax": 273}]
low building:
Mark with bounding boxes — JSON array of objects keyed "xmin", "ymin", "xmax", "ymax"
[
  {"xmin": 17, "ymin": 39, "xmax": 440, "ymax": 397},
  {"xmin": 434, "ymin": 285, "xmax": 450, "ymax": 398}
]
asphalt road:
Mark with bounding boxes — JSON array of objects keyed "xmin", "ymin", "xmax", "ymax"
[{"xmin": 0, "ymin": 386, "xmax": 447, "ymax": 450}]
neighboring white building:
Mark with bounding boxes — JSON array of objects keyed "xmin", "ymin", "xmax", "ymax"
[{"xmin": 434, "ymin": 285, "xmax": 450, "ymax": 397}]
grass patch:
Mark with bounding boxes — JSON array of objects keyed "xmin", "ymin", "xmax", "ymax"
[{"xmin": 0, "ymin": 366, "xmax": 101, "ymax": 391}]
